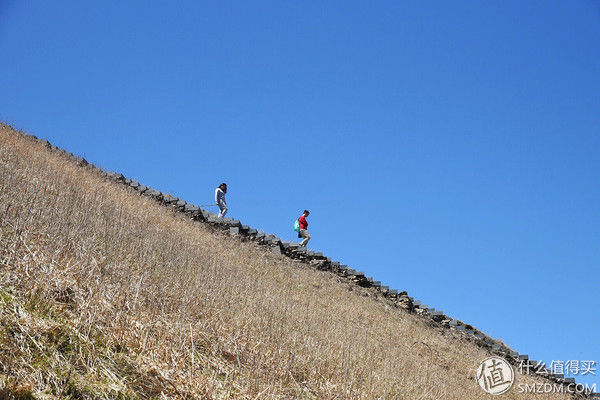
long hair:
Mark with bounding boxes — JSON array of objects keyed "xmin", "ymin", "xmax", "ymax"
[{"xmin": 219, "ymin": 183, "xmax": 227, "ymax": 193}]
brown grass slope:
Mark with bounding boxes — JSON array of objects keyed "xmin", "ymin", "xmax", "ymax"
[{"xmin": 0, "ymin": 124, "xmax": 576, "ymax": 399}]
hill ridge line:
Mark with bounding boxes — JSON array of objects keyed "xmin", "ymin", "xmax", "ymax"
[{"xmin": 11, "ymin": 125, "xmax": 596, "ymax": 398}]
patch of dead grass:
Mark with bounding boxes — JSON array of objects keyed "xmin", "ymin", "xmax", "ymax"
[{"xmin": 0, "ymin": 124, "xmax": 578, "ymax": 399}]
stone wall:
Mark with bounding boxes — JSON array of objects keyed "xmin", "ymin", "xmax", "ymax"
[{"xmin": 15, "ymin": 128, "xmax": 598, "ymax": 398}]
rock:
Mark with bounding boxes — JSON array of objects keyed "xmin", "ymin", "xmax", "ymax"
[
  {"xmin": 184, "ymin": 204, "xmax": 199, "ymax": 212},
  {"xmin": 309, "ymin": 259, "xmax": 327, "ymax": 269},
  {"xmin": 396, "ymin": 294, "xmax": 414, "ymax": 312},
  {"xmin": 107, "ymin": 172, "xmax": 124, "ymax": 181},
  {"xmin": 145, "ymin": 189, "xmax": 162, "ymax": 199},
  {"xmin": 162, "ymin": 194, "xmax": 178, "ymax": 204},
  {"xmin": 430, "ymin": 311, "xmax": 446, "ymax": 322},
  {"xmin": 201, "ymin": 209, "xmax": 214, "ymax": 219},
  {"xmin": 264, "ymin": 235, "xmax": 280, "ymax": 244},
  {"xmin": 440, "ymin": 319, "xmax": 452, "ymax": 327}
]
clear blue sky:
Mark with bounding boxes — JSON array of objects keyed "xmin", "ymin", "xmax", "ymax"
[{"xmin": 1, "ymin": 0, "xmax": 598, "ymax": 388}]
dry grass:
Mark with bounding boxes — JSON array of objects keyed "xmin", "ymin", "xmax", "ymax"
[{"xmin": 0, "ymin": 124, "xmax": 577, "ymax": 399}]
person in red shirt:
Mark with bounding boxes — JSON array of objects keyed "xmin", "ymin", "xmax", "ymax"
[{"xmin": 298, "ymin": 210, "xmax": 311, "ymax": 247}]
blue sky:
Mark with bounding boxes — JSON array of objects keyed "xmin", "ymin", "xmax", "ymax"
[{"xmin": 1, "ymin": 0, "xmax": 599, "ymax": 388}]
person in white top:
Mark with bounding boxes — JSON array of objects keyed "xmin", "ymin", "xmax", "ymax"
[{"xmin": 215, "ymin": 183, "xmax": 228, "ymax": 218}]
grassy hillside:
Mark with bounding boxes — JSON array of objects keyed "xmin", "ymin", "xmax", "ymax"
[{"xmin": 0, "ymin": 124, "xmax": 575, "ymax": 399}]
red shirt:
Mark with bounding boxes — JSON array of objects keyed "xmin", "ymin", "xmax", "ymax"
[{"xmin": 298, "ymin": 215, "xmax": 308, "ymax": 230}]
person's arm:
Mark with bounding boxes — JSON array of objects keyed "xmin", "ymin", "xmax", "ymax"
[{"xmin": 215, "ymin": 189, "xmax": 220, "ymax": 204}]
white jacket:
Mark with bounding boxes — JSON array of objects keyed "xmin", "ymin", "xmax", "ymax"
[{"xmin": 215, "ymin": 188, "xmax": 226, "ymax": 205}]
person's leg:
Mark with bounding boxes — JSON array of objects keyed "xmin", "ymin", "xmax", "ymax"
[
  {"xmin": 299, "ymin": 230, "xmax": 311, "ymax": 247},
  {"xmin": 301, "ymin": 231, "xmax": 311, "ymax": 246},
  {"xmin": 298, "ymin": 229, "xmax": 305, "ymax": 245},
  {"xmin": 218, "ymin": 204, "xmax": 228, "ymax": 218}
]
